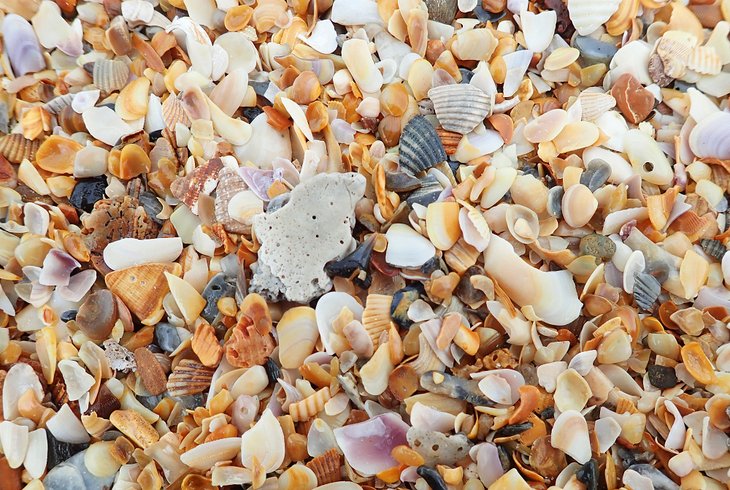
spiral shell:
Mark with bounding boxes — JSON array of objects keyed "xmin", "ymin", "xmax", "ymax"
[
  {"xmin": 289, "ymin": 387, "xmax": 331, "ymax": 422},
  {"xmin": 428, "ymin": 84, "xmax": 493, "ymax": 135}
]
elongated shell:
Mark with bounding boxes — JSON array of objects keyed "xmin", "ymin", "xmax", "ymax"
[
  {"xmin": 398, "ymin": 115, "xmax": 447, "ymax": 175},
  {"xmin": 428, "ymin": 84, "xmax": 493, "ymax": 135},
  {"xmin": 241, "ymin": 408, "xmax": 285, "ymax": 472},
  {"xmin": 276, "ymin": 306, "xmax": 319, "ymax": 369},
  {"xmin": 93, "ymin": 59, "xmax": 130, "ymax": 94},
  {"xmin": 290, "ymin": 387, "xmax": 332, "ymax": 422},
  {"xmin": 3, "ymin": 14, "xmax": 45, "ymax": 77}
]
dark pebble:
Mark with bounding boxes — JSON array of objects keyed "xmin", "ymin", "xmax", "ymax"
[
  {"xmin": 148, "ymin": 129, "xmax": 163, "ymax": 142},
  {"xmin": 581, "ymin": 159, "xmax": 612, "ymax": 191},
  {"xmin": 69, "ymin": 176, "xmax": 107, "ymax": 213},
  {"xmin": 264, "ymin": 357, "xmax": 281, "ymax": 385},
  {"xmin": 201, "ymin": 273, "xmax": 237, "ymax": 324},
  {"xmin": 154, "ymin": 322, "xmax": 182, "ymax": 353},
  {"xmin": 474, "ymin": 6, "xmax": 506, "ymax": 23},
  {"xmin": 324, "ymin": 235, "xmax": 376, "ymax": 289},
  {"xmin": 629, "ymin": 464, "xmax": 680, "ymax": 490},
  {"xmin": 494, "ymin": 421, "xmax": 533, "ymax": 437},
  {"xmin": 138, "ymin": 191, "xmax": 164, "ymax": 224},
  {"xmin": 61, "ymin": 310, "xmax": 77, "ymax": 322},
  {"xmin": 579, "ymin": 234, "xmax": 616, "ymax": 260},
  {"xmin": 416, "ymin": 466, "xmax": 448, "ymax": 490},
  {"xmin": 576, "ymin": 459, "xmax": 599, "ymax": 490},
  {"xmin": 242, "ymin": 106, "xmax": 264, "ymax": 122},
  {"xmin": 647, "ymin": 364, "xmax": 678, "ymax": 389},
  {"xmin": 573, "ymin": 36, "xmax": 617, "ymax": 66},
  {"xmin": 390, "ymin": 285, "xmax": 423, "ymax": 329},
  {"xmin": 250, "ymin": 81, "xmax": 270, "ymax": 97},
  {"xmin": 540, "ymin": 406, "xmax": 555, "ymax": 420},
  {"xmin": 459, "ymin": 68, "xmax": 474, "ymax": 84},
  {"xmin": 46, "ymin": 431, "xmax": 88, "ymax": 471},
  {"xmin": 85, "ymin": 384, "xmax": 121, "ymax": 419}
]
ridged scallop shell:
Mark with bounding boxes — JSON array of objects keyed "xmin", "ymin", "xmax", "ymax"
[
  {"xmin": 0, "ymin": 133, "xmax": 39, "ymax": 164},
  {"xmin": 579, "ymin": 92, "xmax": 616, "ymax": 121},
  {"xmin": 166, "ymin": 359, "xmax": 215, "ymax": 397},
  {"xmin": 214, "ymin": 167, "xmax": 250, "ymax": 235},
  {"xmin": 428, "ymin": 84, "xmax": 493, "ymax": 135},
  {"xmin": 567, "ymin": 0, "xmax": 621, "ymax": 36},
  {"xmin": 687, "ymin": 46, "xmax": 722, "ymax": 76},
  {"xmin": 633, "ymin": 272, "xmax": 660, "ymax": 311},
  {"xmin": 689, "ymin": 111, "xmax": 730, "ymax": 160},
  {"xmin": 361, "ymin": 294, "xmax": 393, "ymax": 348},
  {"xmin": 306, "ymin": 448, "xmax": 342, "ymax": 485},
  {"xmin": 700, "ymin": 239, "xmax": 727, "ymax": 261},
  {"xmin": 289, "ymin": 387, "xmax": 331, "ymax": 422},
  {"xmin": 44, "ymin": 94, "xmax": 75, "ymax": 115},
  {"xmin": 105, "ymin": 263, "xmax": 181, "ymax": 324},
  {"xmin": 399, "ymin": 115, "xmax": 447, "ymax": 176},
  {"xmin": 161, "ymin": 94, "xmax": 191, "ymax": 132},
  {"xmin": 93, "ymin": 59, "xmax": 130, "ymax": 94},
  {"xmin": 444, "ymin": 238, "xmax": 480, "ymax": 274}
]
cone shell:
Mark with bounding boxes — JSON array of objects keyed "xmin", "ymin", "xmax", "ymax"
[
  {"xmin": 289, "ymin": 387, "xmax": 331, "ymax": 422},
  {"xmin": 567, "ymin": 0, "xmax": 621, "ymax": 36},
  {"xmin": 306, "ymin": 448, "xmax": 342, "ymax": 485},
  {"xmin": 399, "ymin": 115, "xmax": 447, "ymax": 175},
  {"xmin": 276, "ymin": 306, "xmax": 319, "ymax": 370},
  {"xmin": 105, "ymin": 262, "xmax": 182, "ymax": 324},
  {"xmin": 0, "ymin": 133, "xmax": 39, "ymax": 164},
  {"xmin": 428, "ymin": 84, "xmax": 493, "ymax": 135},
  {"xmin": 93, "ymin": 59, "xmax": 130, "ymax": 94},
  {"xmin": 166, "ymin": 359, "xmax": 216, "ymax": 397},
  {"xmin": 362, "ymin": 294, "xmax": 393, "ymax": 348}
]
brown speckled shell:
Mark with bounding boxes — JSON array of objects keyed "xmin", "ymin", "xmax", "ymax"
[{"xmin": 171, "ymin": 158, "xmax": 224, "ymax": 215}]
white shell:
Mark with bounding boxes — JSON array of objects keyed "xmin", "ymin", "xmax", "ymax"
[
  {"xmin": 502, "ymin": 50, "xmax": 533, "ymax": 98},
  {"xmin": 623, "ymin": 129, "xmax": 673, "ymax": 186},
  {"xmin": 520, "ymin": 9, "xmax": 556, "ymax": 53},
  {"xmin": 688, "ymin": 111, "xmax": 730, "ymax": 160},
  {"xmin": 2, "ymin": 363, "xmax": 44, "ymax": 421},
  {"xmin": 23, "ymin": 428, "xmax": 47, "ymax": 479},
  {"xmin": 102, "ymin": 238, "xmax": 183, "ymax": 271},
  {"xmin": 316, "ymin": 292, "xmax": 364, "ymax": 354},
  {"xmin": 384, "ymin": 223, "xmax": 436, "ymax": 268},
  {"xmin": 58, "ymin": 359, "xmax": 95, "ymax": 401},
  {"xmin": 0, "ymin": 421, "xmax": 28, "ymax": 468},
  {"xmin": 622, "ymin": 250, "xmax": 646, "ymax": 293},
  {"xmin": 240, "ymin": 409, "xmax": 285, "ymax": 473},
  {"xmin": 567, "ymin": 0, "xmax": 621, "ymax": 36},
  {"xmin": 46, "ymin": 403, "xmax": 91, "ymax": 444},
  {"xmin": 551, "ymin": 409, "xmax": 592, "ymax": 464},
  {"xmin": 181, "ymin": 437, "xmax": 242, "ymax": 470}
]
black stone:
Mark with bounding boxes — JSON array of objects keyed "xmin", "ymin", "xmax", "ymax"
[
  {"xmin": 201, "ymin": 273, "xmax": 237, "ymax": 323},
  {"xmin": 416, "ymin": 466, "xmax": 448, "ymax": 490},
  {"xmin": 264, "ymin": 357, "xmax": 281, "ymax": 385},
  {"xmin": 390, "ymin": 285, "xmax": 423, "ymax": 329},
  {"xmin": 494, "ymin": 421, "xmax": 533, "ymax": 437},
  {"xmin": 474, "ymin": 6, "xmax": 506, "ymax": 23},
  {"xmin": 61, "ymin": 310, "xmax": 77, "ymax": 322},
  {"xmin": 324, "ymin": 234, "xmax": 376, "ymax": 289},
  {"xmin": 46, "ymin": 431, "xmax": 89, "ymax": 471},
  {"xmin": 242, "ymin": 107, "xmax": 264, "ymax": 122},
  {"xmin": 647, "ymin": 364, "xmax": 678, "ymax": 389},
  {"xmin": 540, "ymin": 406, "xmax": 555, "ymax": 420},
  {"xmin": 628, "ymin": 464, "xmax": 680, "ymax": 490},
  {"xmin": 576, "ymin": 459, "xmax": 599, "ymax": 490},
  {"xmin": 148, "ymin": 129, "xmax": 163, "ymax": 142},
  {"xmin": 138, "ymin": 191, "xmax": 164, "ymax": 224},
  {"xmin": 69, "ymin": 176, "xmax": 107, "ymax": 213}
]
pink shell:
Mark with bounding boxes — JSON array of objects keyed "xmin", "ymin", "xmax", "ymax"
[{"xmin": 333, "ymin": 413, "xmax": 410, "ymax": 476}]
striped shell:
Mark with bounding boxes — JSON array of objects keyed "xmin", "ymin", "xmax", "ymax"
[
  {"xmin": 361, "ymin": 294, "xmax": 392, "ymax": 348},
  {"xmin": 687, "ymin": 46, "xmax": 722, "ymax": 76},
  {"xmin": 161, "ymin": 94, "xmax": 191, "ymax": 132},
  {"xmin": 567, "ymin": 0, "xmax": 621, "ymax": 36},
  {"xmin": 399, "ymin": 115, "xmax": 447, "ymax": 176},
  {"xmin": 93, "ymin": 59, "xmax": 130, "ymax": 94},
  {"xmin": 428, "ymin": 84, "xmax": 493, "ymax": 135},
  {"xmin": 289, "ymin": 387, "xmax": 331, "ymax": 422},
  {"xmin": 306, "ymin": 448, "xmax": 342, "ymax": 485},
  {"xmin": 579, "ymin": 92, "xmax": 617, "ymax": 121},
  {"xmin": 444, "ymin": 238, "xmax": 480, "ymax": 274},
  {"xmin": 633, "ymin": 272, "xmax": 661, "ymax": 312},
  {"xmin": 166, "ymin": 359, "xmax": 215, "ymax": 397},
  {"xmin": 700, "ymin": 239, "xmax": 727, "ymax": 261},
  {"xmin": 0, "ymin": 133, "xmax": 39, "ymax": 163},
  {"xmin": 44, "ymin": 94, "xmax": 75, "ymax": 115},
  {"xmin": 214, "ymin": 167, "xmax": 250, "ymax": 235}
]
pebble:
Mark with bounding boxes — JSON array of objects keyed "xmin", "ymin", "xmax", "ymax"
[
  {"xmin": 43, "ymin": 450, "xmax": 115, "ymax": 490},
  {"xmin": 420, "ymin": 371, "xmax": 493, "ymax": 407},
  {"xmin": 579, "ymin": 234, "xmax": 616, "ymax": 260},
  {"xmin": 547, "ymin": 185, "xmax": 564, "ymax": 219},
  {"xmin": 61, "ymin": 310, "xmax": 77, "ymax": 322},
  {"xmin": 628, "ymin": 464, "xmax": 680, "ymax": 490},
  {"xmin": 407, "ymin": 427, "xmax": 473, "ymax": 466},
  {"xmin": 572, "ymin": 36, "xmax": 618, "ymax": 66},
  {"xmin": 390, "ymin": 286, "xmax": 423, "ymax": 329},
  {"xmin": 154, "ymin": 322, "xmax": 182, "ymax": 353},
  {"xmin": 46, "ymin": 431, "xmax": 89, "ymax": 471},
  {"xmin": 201, "ymin": 273, "xmax": 236, "ymax": 324},
  {"xmin": 138, "ymin": 191, "xmax": 164, "ymax": 224},
  {"xmin": 647, "ymin": 365, "xmax": 678, "ymax": 389},
  {"xmin": 76, "ymin": 290, "xmax": 118, "ymax": 341},
  {"xmin": 68, "ymin": 176, "xmax": 107, "ymax": 213},
  {"xmin": 417, "ymin": 466, "xmax": 448, "ymax": 490},
  {"xmin": 576, "ymin": 458, "xmax": 599, "ymax": 490},
  {"xmin": 580, "ymin": 159, "xmax": 612, "ymax": 191}
]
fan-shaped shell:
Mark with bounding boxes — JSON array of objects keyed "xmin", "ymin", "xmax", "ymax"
[
  {"xmin": 0, "ymin": 134, "xmax": 39, "ymax": 164},
  {"xmin": 93, "ymin": 59, "xmax": 130, "ymax": 94},
  {"xmin": 428, "ymin": 84, "xmax": 493, "ymax": 135},
  {"xmin": 398, "ymin": 115, "xmax": 447, "ymax": 175},
  {"xmin": 567, "ymin": 0, "xmax": 621, "ymax": 36},
  {"xmin": 105, "ymin": 263, "xmax": 181, "ymax": 324},
  {"xmin": 276, "ymin": 306, "xmax": 319, "ymax": 369}
]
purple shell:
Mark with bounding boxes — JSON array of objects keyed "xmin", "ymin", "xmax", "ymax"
[
  {"xmin": 333, "ymin": 413, "xmax": 410, "ymax": 476},
  {"xmin": 2, "ymin": 14, "xmax": 45, "ymax": 77},
  {"xmin": 38, "ymin": 249, "xmax": 80, "ymax": 287},
  {"xmin": 237, "ymin": 167, "xmax": 275, "ymax": 202}
]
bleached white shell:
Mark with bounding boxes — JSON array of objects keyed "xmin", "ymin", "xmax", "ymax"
[
  {"xmin": 300, "ymin": 19, "xmax": 338, "ymax": 54},
  {"xmin": 342, "ymin": 38, "xmax": 383, "ymax": 94},
  {"xmin": 3, "ymin": 363, "xmax": 44, "ymax": 421},
  {"xmin": 622, "ymin": 250, "xmax": 646, "ymax": 293},
  {"xmin": 58, "ymin": 359, "xmax": 95, "ymax": 401},
  {"xmin": 502, "ymin": 50, "xmax": 532, "ymax": 98},
  {"xmin": 240, "ymin": 409, "xmax": 285, "ymax": 473},
  {"xmin": 181, "ymin": 437, "xmax": 242, "ymax": 470},
  {"xmin": 385, "ymin": 223, "xmax": 436, "ymax": 268},
  {"xmin": 595, "ymin": 417, "xmax": 622, "ymax": 453},
  {"xmin": 567, "ymin": 0, "xmax": 621, "ymax": 36},
  {"xmin": 520, "ymin": 9, "xmax": 556, "ymax": 53},
  {"xmin": 688, "ymin": 111, "xmax": 730, "ymax": 160},
  {"xmin": 316, "ymin": 292, "xmax": 364, "ymax": 354},
  {"xmin": 102, "ymin": 238, "xmax": 183, "ymax": 270},
  {"xmin": 23, "ymin": 429, "xmax": 47, "ymax": 479},
  {"xmin": 0, "ymin": 421, "xmax": 28, "ymax": 469},
  {"xmin": 582, "ymin": 147, "xmax": 633, "ymax": 183},
  {"xmin": 623, "ymin": 129, "xmax": 673, "ymax": 186},
  {"xmin": 551, "ymin": 409, "xmax": 591, "ymax": 464},
  {"xmin": 46, "ymin": 403, "xmax": 90, "ymax": 444}
]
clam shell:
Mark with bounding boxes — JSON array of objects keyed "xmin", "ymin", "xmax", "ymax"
[
  {"xmin": 241, "ymin": 409, "xmax": 284, "ymax": 472},
  {"xmin": 0, "ymin": 133, "xmax": 39, "ymax": 164},
  {"xmin": 688, "ymin": 111, "xmax": 730, "ymax": 160},
  {"xmin": 385, "ymin": 223, "xmax": 436, "ymax": 268},
  {"xmin": 306, "ymin": 449, "xmax": 341, "ymax": 486},
  {"xmin": 426, "ymin": 201, "xmax": 461, "ymax": 251},
  {"xmin": 316, "ymin": 292, "xmax": 363, "ymax": 354},
  {"xmin": 115, "ymin": 77, "xmax": 150, "ymax": 121},
  {"xmin": 624, "ymin": 129, "xmax": 673, "ymax": 185},
  {"xmin": 0, "ymin": 421, "xmax": 28, "ymax": 469},
  {"xmin": 165, "ymin": 271, "xmax": 206, "ymax": 326},
  {"xmin": 276, "ymin": 306, "xmax": 319, "ymax": 369},
  {"xmin": 93, "ymin": 59, "xmax": 130, "ymax": 94},
  {"xmin": 554, "ymin": 368, "xmax": 592, "ymax": 412},
  {"xmin": 561, "ymin": 184, "xmax": 598, "ymax": 228},
  {"xmin": 399, "ymin": 115, "xmax": 447, "ymax": 175},
  {"xmin": 567, "ymin": 0, "xmax": 621, "ymax": 36},
  {"xmin": 105, "ymin": 262, "xmax": 182, "ymax": 324},
  {"xmin": 428, "ymin": 84, "xmax": 493, "ymax": 135},
  {"xmin": 687, "ymin": 46, "xmax": 722, "ymax": 76},
  {"xmin": 521, "ymin": 9, "xmax": 557, "ymax": 53},
  {"xmin": 3, "ymin": 14, "xmax": 45, "ymax": 77}
]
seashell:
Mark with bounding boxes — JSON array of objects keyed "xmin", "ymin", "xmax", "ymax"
[
  {"xmin": 280, "ymin": 463, "xmax": 318, "ymax": 490},
  {"xmin": 424, "ymin": 0, "xmax": 459, "ymax": 24},
  {"xmin": 342, "ymin": 38, "xmax": 383, "ymax": 94},
  {"xmin": 0, "ymin": 421, "xmax": 28, "ymax": 469},
  {"xmin": 407, "ymin": 174, "xmax": 445, "ymax": 206},
  {"xmin": 406, "ymin": 427, "xmax": 472, "ymax": 467},
  {"xmin": 103, "ymin": 237, "xmax": 183, "ymax": 271},
  {"xmin": 624, "ymin": 129, "xmax": 673, "ymax": 185},
  {"xmin": 360, "ymin": 342, "xmax": 395, "ymax": 395},
  {"xmin": 452, "ymin": 28, "xmax": 497, "ymax": 62},
  {"xmin": 47, "ymin": 403, "xmax": 90, "ymax": 444},
  {"xmin": 550, "ymin": 409, "xmax": 591, "ymax": 464},
  {"xmin": 224, "ymin": 320, "xmax": 276, "ymax": 368},
  {"xmin": 544, "ymin": 47, "xmax": 580, "ymax": 71},
  {"xmin": 553, "ymin": 121, "xmax": 599, "ymax": 154},
  {"xmin": 399, "ymin": 115, "xmax": 447, "ymax": 175},
  {"xmin": 171, "ymin": 158, "xmax": 224, "ymax": 215},
  {"xmin": 426, "ymin": 201, "xmax": 461, "ymax": 251},
  {"xmin": 0, "ymin": 133, "xmax": 39, "ymax": 164},
  {"xmin": 3, "ymin": 363, "xmax": 44, "ymax": 421},
  {"xmin": 35, "ymin": 135, "xmax": 82, "ymax": 175},
  {"xmin": 93, "ymin": 59, "xmax": 130, "ymax": 94},
  {"xmin": 181, "ymin": 438, "xmax": 242, "ymax": 471},
  {"xmin": 288, "ymin": 387, "xmax": 331, "ymax": 422},
  {"xmin": 161, "ymin": 94, "xmax": 191, "ymax": 132},
  {"xmin": 681, "ymin": 341, "xmax": 716, "ymax": 385},
  {"xmin": 208, "ymin": 96, "xmax": 252, "ymax": 146},
  {"xmin": 385, "ymin": 223, "xmax": 436, "ymax": 268},
  {"xmin": 687, "ymin": 46, "xmax": 722, "ymax": 76},
  {"xmin": 597, "ymin": 329, "xmax": 632, "ymax": 364},
  {"xmin": 561, "ymin": 184, "xmax": 598, "ymax": 228},
  {"xmin": 59, "ymin": 106, "xmax": 87, "ymax": 135},
  {"xmin": 334, "ymin": 413, "xmax": 409, "ymax": 476},
  {"xmin": 428, "ymin": 84, "xmax": 493, "ymax": 135},
  {"xmin": 580, "ymin": 159, "xmax": 612, "ymax": 192},
  {"xmin": 567, "ymin": 0, "xmax": 621, "ymax": 36},
  {"xmin": 632, "ymin": 272, "xmax": 661, "ymax": 311},
  {"xmin": 133, "ymin": 347, "xmax": 167, "ymax": 396},
  {"xmin": 700, "ymin": 239, "xmax": 727, "ymax": 261},
  {"xmin": 521, "ymin": 9, "xmax": 557, "ymax": 53},
  {"xmin": 166, "ymin": 359, "xmax": 215, "ymax": 397},
  {"xmin": 191, "ymin": 320, "xmax": 223, "ymax": 367},
  {"xmin": 325, "ymin": 235, "xmax": 376, "ymax": 290},
  {"xmin": 502, "ymin": 49, "xmax": 532, "ymax": 98},
  {"xmin": 579, "ymin": 92, "xmax": 616, "ymax": 122},
  {"xmin": 421, "ymin": 371, "xmax": 491, "ymax": 406},
  {"xmin": 679, "ymin": 249, "xmax": 709, "ymax": 299},
  {"xmin": 554, "ymin": 368, "xmax": 592, "ymax": 412},
  {"xmin": 523, "ymin": 109, "xmax": 569, "ymax": 144},
  {"xmin": 165, "ymin": 271, "xmax": 206, "ymax": 325},
  {"xmin": 688, "ymin": 111, "xmax": 730, "ymax": 160},
  {"xmin": 3, "ymin": 14, "xmax": 46, "ymax": 77},
  {"xmin": 306, "ymin": 449, "xmax": 341, "ymax": 486},
  {"xmin": 240, "ymin": 408, "xmax": 284, "ymax": 474},
  {"xmin": 58, "ymin": 359, "xmax": 94, "ymax": 401},
  {"xmin": 105, "ymin": 263, "xmax": 182, "ymax": 325},
  {"xmin": 115, "ymin": 77, "xmax": 150, "ymax": 121},
  {"xmin": 109, "ymin": 409, "xmax": 159, "ymax": 449},
  {"xmin": 276, "ymin": 306, "xmax": 319, "ymax": 370},
  {"xmin": 361, "ymin": 294, "xmax": 393, "ymax": 347},
  {"xmin": 505, "ymin": 204, "xmax": 539, "ymax": 244}
]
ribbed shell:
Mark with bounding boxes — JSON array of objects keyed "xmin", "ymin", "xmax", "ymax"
[
  {"xmin": 409, "ymin": 335, "xmax": 446, "ymax": 375},
  {"xmin": 306, "ymin": 448, "xmax": 342, "ymax": 485},
  {"xmin": 0, "ymin": 133, "xmax": 40, "ymax": 163},
  {"xmin": 406, "ymin": 174, "xmax": 444, "ymax": 206},
  {"xmin": 579, "ymin": 92, "xmax": 616, "ymax": 122},
  {"xmin": 44, "ymin": 94, "xmax": 75, "ymax": 115},
  {"xmin": 166, "ymin": 359, "xmax": 215, "ymax": 397},
  {"xmin": 361, "ymin": 294, "xmax": 393, "ymax": 348},
  {"xmin": 399, "ymin": 115, "xmax": 447, "ymax": 176},
  {"xmin": 428, "ymin": 84, "xmax": 493, "ymax": 135},
  {"xmin": 289, "ymin": 387, "xmax": 331, "ymax": 422},
  {"xmin": 700, "ymin": 239, "xmax": 727, "ymax": 261},
  {"xmin": 444, "ymin": 238, "xmax": 479, "ymax": 274},
  {"xmin": 93, "ymin": 59, "xmax": 130, "ymax": 94},
  {"xmin": 161, "ymin": 94, "xmax": 191, "ymax": 132},
  {"xmin": 633, "ymin": 272, "xmax": 661, "ymax": 312},
  {"xmin": 214, "ymin": 167, "xmax": 250, "ymax": 235}
]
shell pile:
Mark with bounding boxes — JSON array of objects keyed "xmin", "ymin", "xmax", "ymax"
[{"xmin": 0, "ymin": 0, "xmax": 729, "ymax": 489}]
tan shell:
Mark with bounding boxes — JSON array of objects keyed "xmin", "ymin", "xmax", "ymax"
[
  {"xmin": 562, "ymin": 184, "xmax": 598, "ymax": 228},
  {"xmin": 214, "ymin": 167, "xmax": 250, "ymax": 235},
  {"xmin": 443, "ymin": 238, "xmax": 480, "ymax": 274},
  {"xmin": 191, "ymin": 320, "xmax": 223, "ymax": 367},
  {"xmin": 109, "ymin": 409, "xmax": 160, "ymax": 448},
  {"xmin": 93, "ymin": 59, "xmax": 131, "ymax": 94},
  {"xmin": 161, "ymin": 94, "xmax": 191, "ymax": 132},
  {"xmin": 0, "ymin": 133, "xmax": 39, "ymax": 164},
  {"xmin": 579, "ymin": 92, "xmax": 617, "ymax": 121},
  {"xmin": 687, "ymin": 46, "xmax": 722, "ymax": 75},
  {"xmin": 306, "ymin": 448, "xmax": 342, "ymax": 485},
  {"xmin": 166, "ymin": 359, "xmax": 216, "ymax": 397},
  {"xmin": 276, "ymin": 306, "xmax": 319, "ymax": 370},
  {"xmin": 289, "ymin": 387, "xmax": 331, "ymax": 422},
  {"xmin": 105, "ymin": 263, "xmax": 182, "ymax": 325},
  {"xmin": 224, "ymin": 319, "xmax": 276, "ymax": 368},
  {"xmin": 505, "ymin": 204, "xmax": 540, "ymax": 244},
  {"xmin": 361, "ymin": 294, "xmax": 393, "ymax": 348},
  {"xmin": 428, "ymin": 84, "xmax": 493, "ymax": 135}
]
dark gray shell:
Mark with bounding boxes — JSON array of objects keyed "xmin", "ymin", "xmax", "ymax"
[
  {"xmin": 581, "ymin": 159, "xmax": 612, "ymax": 191},
  {"xmin": 633, "ymin": 272, "xmax": 661, "ymax": 311},
  {"xmin": 423, "ymin": 0, "xmax": 458, "ymax": 24},
  {"xmin": 406, "ymin": 174, "xmax": 444, "ymax": 206},
  {"xmin": 399, "ymin": 115, "xmax": 447, "ymax": 176},
  {"xmin": 547, "ymin": 185, "xmax": 564, "ymax": 219},
  {"xmin": 700, "ymin": 239, "xmax": 727, "ymax": 261}
]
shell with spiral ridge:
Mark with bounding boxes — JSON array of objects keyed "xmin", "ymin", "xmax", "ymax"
[
  {"xmin": 398, "ymin": 115, "xmax": 447, "ymax": 176},
  {"xmin": 428, "ymin": 84, "xmax": 493, "ymax": 135}
]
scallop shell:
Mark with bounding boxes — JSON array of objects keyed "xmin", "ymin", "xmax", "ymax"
[
  {"xmin": 567, "ymin": 0, "xmax": 621, "ymax": 36},
  {"xmin": 444, "ymin": 238, "xmax": 480, "ymax": 274},
  {"xmin": 161, "ymin": 94, "xmax": 191, "ymax": 132},
  {"xmin": 166, "ymin": 359, "xmax": 215, "ymax": 397},
  {"xmin": 688, "ymin": 111, "xmax": 730, "ymax": 160},
  {"xmin": 290, "ymin": 387, "xmax": 332, "ymax": 422},
  {"xmin": 277, "ymin": 306, "xmax": 319, "ymax": 370},
  {"xmin": 505, "ymin": 204, "xmax": 539, "ymax": 244},
  {"xmin": 687, "ymin": 46, "xmax": 722, "ymax": 76},
  {"xmin": 307, "ymin": 449, "xmax": 342, "ymax": 485},
  {"xmin": 105, "ymin": 262, "xmax": 181, "ymax": 325},
  {"xmin": 0, "ymin": 133, "xmax": 39, "ymax": 164},
  {"xmin": 428, "ymin": 84, "xmax": 493, "ymax": 135},
  {"xmin": 399, "ymin": 115, "xmax": 447, "ymax": 176},
  {"xmin": 579, "ymin": 92, "xmax": 617, "ymax": 122},
  {"xmin": 361, "ymin": 294, "xmax": 393, "ymax": 348},
  {"xmin": 93, "ymin": 59, "xmax": 130, "ymax": 94}
]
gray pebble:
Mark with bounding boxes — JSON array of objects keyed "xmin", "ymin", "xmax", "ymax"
[
  {"xmin": 43, "ymin": 451, "xmax": 115, "ymax": 490},
  {"xmin": 154, "ymin": 322, "xmax": 181, "ymax": 353},
  {"xmin": 407, "ymin": 427, "xmax": 473, "ymax": 466},
  {"xmin": 581, "ymin": 159, "xmax": 612, "ymax": 191},
  {"xmin": 628, "ymin": 464, "xmax": 679, "ymax": 490},
  {"xmin": 201, "ymin": 273, "xmax": 236, "ymax": 323},
  {"xmin": 573, "ymin": 36, "xmax": 618, "ymax": 66}
]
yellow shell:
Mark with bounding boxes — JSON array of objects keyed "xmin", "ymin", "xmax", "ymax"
[
  {"xmin": 361, "ymin": 294, "xmax": 393, "ymax": 348},
  {"xmin": 426, "ymin": 201, "xmax": 461, "ymax": 251},
  {"xmin": 115, "ymin": 77, "xmax": 150, "ymax": 120},
  {"xmin": 105, "ymin": 263, "xmax": 181, "ymax": 324}
]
